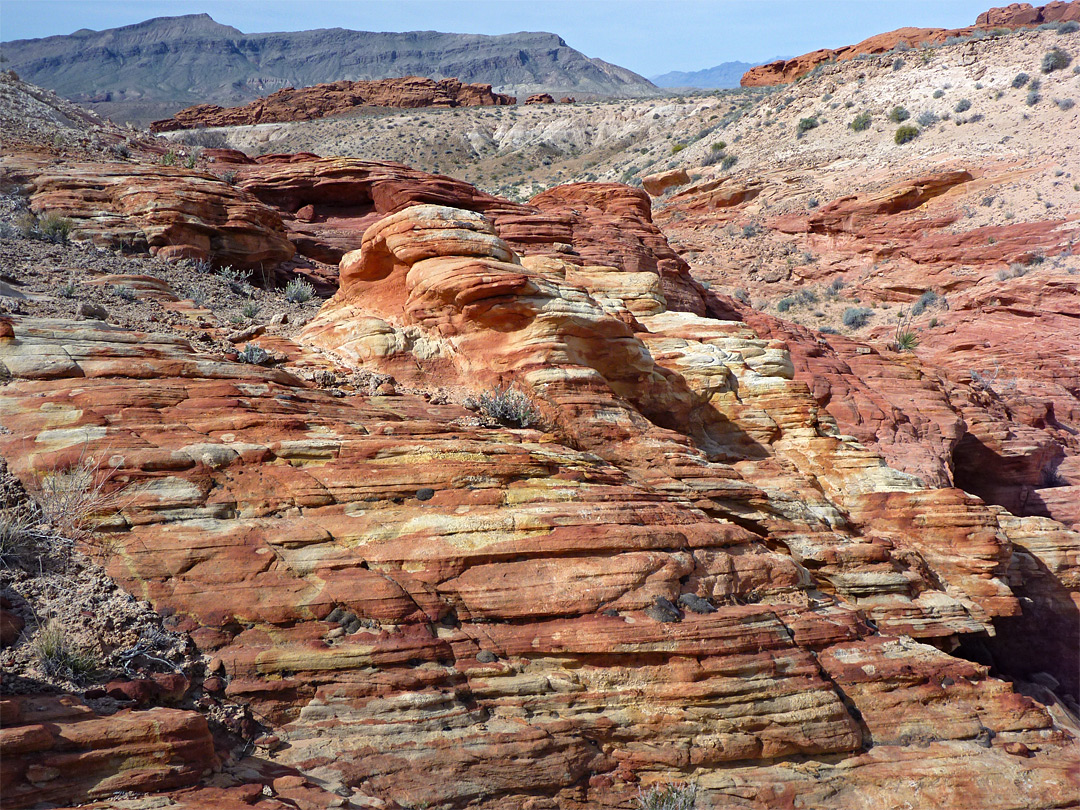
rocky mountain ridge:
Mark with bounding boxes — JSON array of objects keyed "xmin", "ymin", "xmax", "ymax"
[{"xmin": 0, "ymin": 14, "xmax": 658, "ymax": 125}]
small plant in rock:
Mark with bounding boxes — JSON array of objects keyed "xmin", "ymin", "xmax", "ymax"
[
  {"xmin": 916, "ymin": 110, "xmax": 940, "ymax": 127},
  {"xmin": 33, "ymin": 621, "xmax": 99, "ymax": 682},
  {"xmin": 720, "ymin": 154, "xmax": 738, "ymax": 170},
  {"xmin": 468, "ymin": 385, "xmax": 541, "ymax": 428},
  {"xmin": 887, "ymin": 106, "xmax": 910, "ymax": 123},
  {"xmin": 1041, "ymin": 48, "xmax": 1072, "ymax": 73},
  {"xmin": 116, "ymin": 286, "xmax": 137, "ymax": 302},
  {"xmin": 0, "ymin": 507, "xmax": 42, "ymax": 567},
  {"xmin": 241, "ymin": 300, "xmax": 259, "ymax": 319},
  {"xmin": 217, "ymin": 265, "xmax": 251, "ymax": 294},
  {"xmin": 161, "ymin": 150, "xmax": 177, "ymax": 166},
  {"xmin": 776, "ymin": 297, "xmax": 795, "ymax": 313},
  {"xmin": 954, "ymin": 98, "xmax": 972, "ymax": 113},
  {"xmin": 741, "ymin": 224, "xmax": 759, "ymax": 238},
  {"xmin": 849, "ymin": 111, "xmax": 872, "ymax": 131},
  {"xmin": 184, "ymin": 150, "xmax": 201, "ymax": 169},
  {"xmin": 637, "ymin": 782, "xmax": 698, "ymax": 810},
  {"xmin": 32, "ymin": 211, "xmax": 75, "ymax": 243},
  {"xmin": 33, "ymin": 458, "xmax": 121, "ymax": 540},
  {"xmin": 911, "ymin": 289, "xmax": 943, "ymax": 316},
  {"xmin": 238, "ymin": 344, "xmax": 270, "ymax": 365},
  {"xmin": 892, "ymin": 57, "xmax": 904, "ymax": 71},
  {"xmin": 285, "ymin": 277, "xmax": 316, "ymax": 303},
  {"xmin": 58, "ymin": 278, "xmax": 78, "ymax": 298},
  {"xmin": 842, "ymin": 307, "xmax": 872, "ymax": 329},
  {"xmin": 796, "ymin": 116, "xmax": 819, "ymax": 135},
  {"xmin": 1027, "ymin": 90, "xmax": 1041, "ymax": 106},
  {"xmin": 894, "ymin": 125, "xmax": 919, "ymax": 144}
]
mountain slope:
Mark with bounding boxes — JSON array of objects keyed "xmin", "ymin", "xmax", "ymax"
[
  {"xmin": 0, "ymin": 13, "xmax": 659, "ymax": 121},
  {"xmin": 651, "ymin": 61, "xmax": 761, "ymax": 89}
]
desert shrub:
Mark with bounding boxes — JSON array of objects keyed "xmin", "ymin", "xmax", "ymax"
[
  {"xmin": 894, "ymin": 125, "xmax": 919, "ymax": 144},
  {"xmin": 241, "ymin": 301, "xmax": 259, "ymax": 319},
  {"xmin": 33, "ymin": 622, "xmax": 99, "ymax": 682},
  {"xmin": 1027, "ymin": 90, "xmax": 1041, "ymax": 106},
  {"xmin": 892, "ymin": 57, "xmax": 905, "ymax": 71},
  {"xmin": 776, "ymin": 297, "xmax": 795, "ymax": 313},
  {"xmin": 221, "ymin": 170, "xmax": 238, "ymax": 185},
  {"xmin": 161, "ymin": 150, "xmax": 177, "ymax": 166},
  {"xmin": 116, "ymin": 286, "xmax": 137, "ymax": 302},
  {"xmin": 911, "ymin": 289, "xmax": 942, "ymax": 316},
  {"xmin": 954, "ymin": 98, "xmax": 972, "ymax": 113},
  {"xmin": 887, "ymin": 106, "xmax": 910, "ymax": 123},
  {"xmin": 849, "ymin": 111, "xmax": 872, "ymax": 131},
  {"xmin": 710, "ymin": 141, "xmax": 727, "ymax": 151},
  {"xmin": 184, "ymin": 149, "xmax": 201, "ymax": 169},
  {"xmin": 721, "ymin": 154, "xmax": 738, "ymax": 170},
  {"xmin": 468, "ymin": 385, "xmax": 541, "ymax": 428},
  {"xmin": 58, "ymin": 279, "xmax": 77, "ymax": 298},
  {"xmin": 933, "ymin": 89, "xmax": 945, "ymax": 98},
  {"xmin": 1058, "ymin": 20, "xmax": 1079, "ymax": 34},
  {"xmin": 1056, "ymin": 97, "xmax": 1075, "ymax": 110},
  {"xmin": 637, "ymin": 783, "xmax": 697, "ymax": 810},
  {"xmin": 842, "ymin": 307, "xmax": 872, "ymax": 329},
  {"xmin": 1012, "ymin": 71, "xmax": 1030, "ymax": 88},
  {"xmin": 0, "ymin": 508, "xmax": 41, "ymax": 567},
  {"xmin": 33, "ymin": 459, "xmax": 120, "ymax": 540},
  {"xmin": 285, "ymin": 277, "xmax": 316, "ymax": 303},
  {"xmin": 741, "ymin": 224, "xmax": 759, "ymax": 238},
  {"xmin": 1041, "ymin": 48, "xmax": 1072, "ymax": 73},
  {"xmin": 670, "ymin": 143, "xmax": 686, "ymax": 155},
  {"xmin": 916, "ymin": 110, "xmax": 939, "ymax": 127},
  {"xmin": 796, "ymin": 116, "xmax": 819, "ymax": 134},
  {"xmin": 1029, "ymin": 77, "xmax": 1041, "ymax": 91},
  {"xmin": 176, "ymin": 126, "xmax": 228, "ymax": 149},
  {"xmin": 733, "ymin": 287, "xmax": 750, "ymax": 304},
  {"xmin": 217, "ymin": 265, "xmax": 251, "ymax": 294},
  {"xmin": 238, "ymin": 344, "xmax": 270, "ymax": 365},
  {"xmin": 27, "ymin": 211, "xmax": 75, "ymax": 243}
]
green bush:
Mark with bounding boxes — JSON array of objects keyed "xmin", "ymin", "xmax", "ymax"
[
  {"xmin": 1058, "ymin": 21, "xmax": 1079, "ymax": 34},
  {"xmin": 849, "ymin": 112, "xmax": 872, "ymax": 131},
  {"xmin": 468, "ymin": 385, "xmax": 541, "ymax": 428},
  {"xmin": 33, "ymin": 622, "xmax": 99, "ymax": 682},
  {"xmin": 285, "ymin": 277, "xmax": 316, "ymax": 303},
  {"xmin": 37, "ymin": 211, "xmax": 74, "ymax": 243},
  {"xmin": 954, "ymin": 98, "xmax": 972, "ymax": 113},
  {"xmin": 894, "ymin": 125, "xmax": 919, "ymax": 144},
  {"xmin": 933, "ymin": 89, "xmax": 945, "ymax": 98},
  {"xmin": 670, "ymin": 143, "xmax": 686, "ymax": 155},
  {"xmin": 1027, "ymin": 90, "xmax": 1041, "ymax": 106},
  {"xmin": 720, "ymin": 154, "xmax": 738, "ymax": 170},
  {"xmin": 842, "ymin": 307, "xmax": 872, "ymax": 329},
  {"xmin": 637, "ymin": 782, "xmax": 697, "ymax": 810},
  {"xmin": 797, "ymin": 116, "xmax": 820, "ymax": 134},
  {"xmin": 1012, "ymin": 71, "xmax": 1030, "ymax": 88},
  {"xmin": 1041, "ymin": 49, "xmax": 1071, "ymax": 73},
  {"xmin": 887, "ymin": 106, "xmax": 910, "ymax": 123},
  {"xmin": 895, "ymin": 330, "xmax": 919, "ymax": 351},
  {"xmin": 776, "ymin": 297, "xmax": 795, "ymax": 313}
]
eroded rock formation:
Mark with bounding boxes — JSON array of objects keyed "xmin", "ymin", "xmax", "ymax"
[
  {"xmin": 2, "ymin": 196, "xmax": 1076, "ymax": 808},
  {"xmin": 151, "ymin": 77, "xmax": 516, "ymax": 132}
]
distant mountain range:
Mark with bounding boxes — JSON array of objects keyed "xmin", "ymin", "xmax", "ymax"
[
  {"xmin": 651, "ymin": 58, "xmax": 790, "ymax": 89},
  {"xmin": 0, "ymin": 14, "xmax": 659, "ymax": 123}
]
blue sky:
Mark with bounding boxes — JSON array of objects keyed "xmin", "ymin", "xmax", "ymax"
[{"xmin": 1, "ymin": 0, "xmax": 995, "ymax": 76}]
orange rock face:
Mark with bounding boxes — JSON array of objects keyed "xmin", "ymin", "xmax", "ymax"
[
  {"xmin": 3, "ymin": 190, "xmax": 1075, "ymax": 807},
  {"xmin": 741, "ymin": 1, "xmax": 1080, "ymax": 85},
  {"xmin": 150, "ymin": 76, "xmax": 515, "ymax": 131},
  {"xmin": 0, "ymin": 695, "xmax": 216, "ymax": 809},
  {"xmin": 1, "ymin": 154, "xmax": 295, "ymax": 268}
]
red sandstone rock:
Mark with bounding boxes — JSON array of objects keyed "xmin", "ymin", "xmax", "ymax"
[
  {"xmin": 742, "ymin": 2, "xmax": 1080, "ymax": 86},
  {"xmin": 525, "ymin": 93, "xmax": 557, "ymax": 104},
  {"xmin": 0, "ymin": 155, "xmax": 295, "ymax": 269},
  {"xmin": 0, "ymin": 695, "xmax": 217, "ymax": 809},
  {"xmin": 642, "ymin": 168, "xmax": 691, "ymax": 196},
  {"xmin": 150, "ymin": 77, "xmax": 515, "ymax": 132}
]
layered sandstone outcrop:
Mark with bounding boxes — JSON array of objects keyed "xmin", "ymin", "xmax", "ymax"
[
  {"xmin": 741, "ymin": 1, "xmax": 1080, "ymax": 85},
  {"xmin": 1, "ymin": 155, "xmax": 295, "ymax": 267},
  {"xmin": 3, "ymin": 196, "xmax": 1074, "ymax": 808},
  {"xmin": 150, "ymin": 77, "xmax": 516, "ymax": 132}
]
